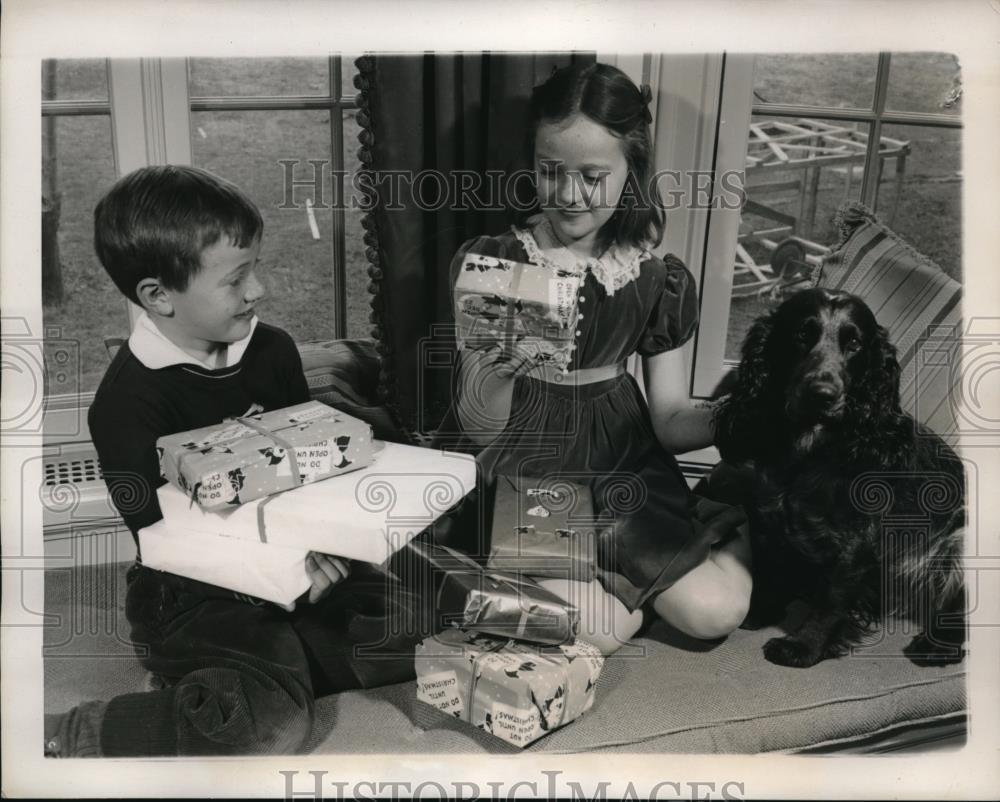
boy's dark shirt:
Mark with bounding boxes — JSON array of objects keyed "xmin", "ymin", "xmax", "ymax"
[{"xmin": 88, "ymin": 322, "xmax": 310, "ymax": 543}]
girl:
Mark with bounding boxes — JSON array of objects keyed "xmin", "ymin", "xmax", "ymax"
[{"xmin": 447, "ymin": 63, "xmax": 752, "ymax": 654}]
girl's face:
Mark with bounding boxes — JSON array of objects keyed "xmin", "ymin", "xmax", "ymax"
[{"xmin": 534, "ymin": 114, "xmax": 629, "ymax": 258}]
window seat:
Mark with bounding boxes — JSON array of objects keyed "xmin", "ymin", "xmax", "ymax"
[{"xmin": 43, "ymin": 560, "xmax": 965, "ymax": 754}]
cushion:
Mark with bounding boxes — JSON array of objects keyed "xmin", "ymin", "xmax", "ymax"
[
  {"xmin": 818, "ymin": 202, "xmax": 962, "ymax": 442},
  {"xmin": 296, "ymin": 339, "xmax": 408, "ymax": 443},
  {"xmin": 45, "ymin": 561, "xmax": 965, "ymax": 754}
]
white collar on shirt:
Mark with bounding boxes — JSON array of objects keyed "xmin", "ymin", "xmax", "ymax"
[{"xmin": 128, "ymin": 311, "xmax": 258, "ymax": 370}]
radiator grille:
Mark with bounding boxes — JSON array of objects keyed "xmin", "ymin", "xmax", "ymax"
[
  {"xmin": 42, "ymin": 448, "xmax": 118, "ymax": 528},
  {"xmin": 44, "ymin": 456, "xmax": 104, "ymax": 487}
]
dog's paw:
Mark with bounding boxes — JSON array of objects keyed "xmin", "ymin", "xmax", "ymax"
[
  {"xmin": 904, "ymin": 633, "xmax": 965, "ymax": 667},
  {"xmin": 763, "ymin": 636, "xmax": 822, "ymax": 668}
]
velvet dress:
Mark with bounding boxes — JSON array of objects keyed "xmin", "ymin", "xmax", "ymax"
[{"xmin": 439, "ymin": 216, "xmax": 735, "ymax": 612}]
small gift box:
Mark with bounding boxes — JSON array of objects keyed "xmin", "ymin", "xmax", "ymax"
[
  {"xmin": 415, "ymin": 629, "xmax": 604, "ymax": 748},
  {"xmin": 403, "ymin": 540, "xmax": 579, "ymax": 645},
  {"xmin": 155, "ymin": 443, "xmax": 476, "ymax": 564},
  {"xmin": 487, "ymin": 474, "xmax": 598, "ymax": 580},
  {"xmin": 454, "ymin": 252, "xmax": 583, "ymax": 371},
  {"xmin": 157, "ymin": 401, "xmax": 374, "ymax": 511},
  {"xmin": 138, "ymin": 519, "xmax": 311, "ymax": 607}
]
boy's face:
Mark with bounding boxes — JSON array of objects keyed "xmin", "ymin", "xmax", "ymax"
[{"xmin": 166, "ymin": 237, "xmax": 265, "ymax": 348}]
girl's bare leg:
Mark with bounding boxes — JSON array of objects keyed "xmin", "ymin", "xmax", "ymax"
[{"xmin": 651, "ymin": 527, "xmax": 753, "ymax": 639}]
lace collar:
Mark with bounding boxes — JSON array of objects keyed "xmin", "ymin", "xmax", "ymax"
[{"xmin": 511, "ymin": 215, "xmax": 650, "ymax": 296}]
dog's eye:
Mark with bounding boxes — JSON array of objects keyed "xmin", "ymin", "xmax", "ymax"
[{"xmin": 844, "ymin": 337, "xmax": 862, "ymax": 354}]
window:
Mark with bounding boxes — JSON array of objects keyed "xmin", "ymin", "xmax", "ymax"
[
  {"xmin": 41, "ymin": 56, "xmax": 365, "ymax": 441},
  {"xmin": 41, "ymin": 60, "xmax": 126, "ymax": 401},
  {"xmin": 187, "ymin": 57, "xmax": 369, "ymax": 344},
  {"xmin": 691, "ymin": 52, "xmax": 962, "ymax": 393},
  {"xmin": 43, "ymin": 54, "xmax": 962, "ymax": 444}
]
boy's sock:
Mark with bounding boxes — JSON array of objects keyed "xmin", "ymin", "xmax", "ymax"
[{"xmin": 44, "ymin": 700, "xmax": 107, "ymax": 758}]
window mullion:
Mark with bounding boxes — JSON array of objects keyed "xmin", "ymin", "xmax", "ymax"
[
  {"xmin": 749, "ymin": 103, "xmax": 877, "ymax": 124},
  {"xmin": 41, "ymin": 100, "xmax": 111, "ymax": 117},
  {"xmin": 189, "ymin": 96, "xmax": 356, "ymax": 112},
  {"xmin": 861, "ymin": 52, "xmax": 892, "ymax": 207},
  {"xmin": 330, "ymin": 56, "xmax": 348, "ymax": 339},
  {"xmin": 109, "ymin": 58, "xmax": 193, "ymax": 329}
]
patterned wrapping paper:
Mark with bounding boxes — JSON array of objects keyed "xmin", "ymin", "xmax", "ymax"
[
  {"xmin": 487, "ymin": 474, "xmax": 598, "ymax": 580},
  {"xmin": 403, "ymin": 540, "xmax": 580, "ymax": 645},
  {"xmin": 157, "ymin": 401, "xmax": 373, "ymax": 511},
  {"xmin": 454, "ymin": 252, "xmax": 583, "ymax": 371},
  {"xmin": 415, "ymin": 629, "xmax": 604, "ymax": 748}
]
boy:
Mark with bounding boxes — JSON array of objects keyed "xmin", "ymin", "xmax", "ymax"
[{"xmin": 46, "ymin": 165, "xmax": 418, "ymax": 757}]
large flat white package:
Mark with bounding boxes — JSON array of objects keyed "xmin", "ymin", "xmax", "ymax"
[
  {"xmin": 156, "ymin": 442, "xmax": 476, "ymax": 564},
  {"xmin": 138, "ymin": 520, "xmax": 312, "ymax": 607}
]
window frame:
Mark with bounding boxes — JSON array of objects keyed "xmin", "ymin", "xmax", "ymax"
[
  {"xmin": 42, "ymin": 53, "xmax": 963, "ymax": 451},
  {"xmin": 689, "ymin": 52, "xmax": 963, "ymax": 403},
  {"xmin": 41, "ymin": 56, "xmax": 357, "ymax": 445}
]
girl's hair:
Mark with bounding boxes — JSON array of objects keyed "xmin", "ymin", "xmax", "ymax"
[{"xmin": 525, "ymin": 62, "xmax": 665, "ymax": 253}]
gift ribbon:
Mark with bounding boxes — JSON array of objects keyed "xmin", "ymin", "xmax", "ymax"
[
  {"xmin": 255, "ymin": 493, "xmax": 277, "ymax": 544},
  {"xmin": 457, "ymin": 256, "xmax": 522, "ymax": 353},
  {"xmin": 465, "ymin": 637, "xmax": 589, "ymax": 737},
  {"xmin": 173, "ymin": 424, "xmax": 255, "ymax": 506},
  {"xmin": 527, "ymin": 642, "xmax": 600, "ymax": 732},
  {"xmin": 499, "ymin": 260, "xmax": 525, "ymax": 358},
  {"xmin": 527, "ymin": 663, "xmax": 567, "ymax": 733},
  {"xmin": 465, "ymin": 638, "xmax": 511, "ymax": 723},
  {"xmin": 479, "ymin": 572, "xmax": 553, "ymax": 641},
  {"xmin": 172, "ymin": 415, "xmax": 304, "ymax": 505},
  {"xmin": 411, "ymin": 540, "xmax": 574, "ymax": 643},
  {"xmin": 234, "ymin": 415, "xmax": 303, "ymax": 489}
]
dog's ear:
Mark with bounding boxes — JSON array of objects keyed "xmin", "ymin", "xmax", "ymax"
[
  {"xmin": 860, "ymin": 324, "xmax": 902, "ymax": 414},
  {"xmin": 737, "ymin": 315, "xmax": 776, "ymax": 401},
  {"xmin": 715, "ymin": 314, "xmax": 775, "ymax": 463},
  {"xmin": 847, "ymin": 324, "xmax": 909, "ymax": 465},
  {"xmin": 875, "ymin": 325, "xmax": 902, "ymax": 409}
]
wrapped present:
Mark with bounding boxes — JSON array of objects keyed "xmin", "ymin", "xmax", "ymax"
[
  {"xmin": 487, "ymin": 474, "xmax": 598, "ymax": 580},
  {"xmin": 415, "ymin": 628, "xmax": 604, "ymax": 748},
  {"xmin": 402, "ymin": 540, "xmax": 579, "ymax": 645},
  {"xmin": 138, "ymin": 519, "xmax": 311, "ymax": 607},
  {"xmin": 454, "ymin": 252, "xmax": 583, "ymax": 371},
  {"xmin": 156, "ymin": 443, "xmax": 476, "ymax": 564},
  {"xmin": 157, "ymin": 401, "xmax": 374, "ymax": 511}
]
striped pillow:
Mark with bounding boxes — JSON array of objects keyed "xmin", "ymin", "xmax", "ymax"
[
  {"xmin": 296, "ymin": 339, "xmax": 406, "ymax": 442},
  {"xmin": 818, "ymin": 203, "xmax": 962, "ymax": 442}
]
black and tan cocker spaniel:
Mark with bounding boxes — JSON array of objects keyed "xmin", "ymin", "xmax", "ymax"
[{"xmin": 705, "ymin": 288, "xmax": 965, "ymax": 668}]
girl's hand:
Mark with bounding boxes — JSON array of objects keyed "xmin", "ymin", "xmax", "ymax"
[
  {"xmin": 455, "ymin": 340, "xmax": 544, "ymax": 447},
  {"xmin": 466, "ymin": 342, "xmax": 545, "ymax": 380}
]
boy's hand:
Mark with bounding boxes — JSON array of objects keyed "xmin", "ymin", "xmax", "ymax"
[{"xmin": 301, "ymin": 552, "xmax": 351, "ymax": 607}]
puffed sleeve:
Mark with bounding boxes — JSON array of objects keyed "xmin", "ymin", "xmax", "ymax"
[{"xmin": 636, "ymin": 254, "xmax": 700, "ymax": 356}]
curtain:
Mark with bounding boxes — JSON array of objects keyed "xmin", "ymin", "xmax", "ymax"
[{"xmin": 355, "ymin": 52, "xmax": 595, "ymax": 433}]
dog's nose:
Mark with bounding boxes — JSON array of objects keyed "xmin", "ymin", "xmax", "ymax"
[{"xmin": 808, "ymin": 382, "xmax": 840, "ymax": 403}]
